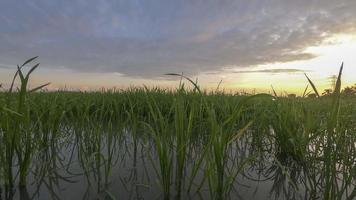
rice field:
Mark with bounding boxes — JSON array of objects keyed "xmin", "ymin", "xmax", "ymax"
[{"xmin": 0, "ymin": 58, "xmax": 355, "ymax": 200}]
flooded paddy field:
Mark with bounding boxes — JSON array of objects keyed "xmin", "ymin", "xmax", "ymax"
[
  {"xmin": 0, "ymin": 62, "xmax": 355, "ymax": 200},
  {"xmin": 1, "ymin": 89, "xmax": 355, "ymax": 200}
]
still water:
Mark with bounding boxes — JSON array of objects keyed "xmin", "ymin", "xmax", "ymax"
[{"xmin": 0, "ymin": 128, "xmax": 324, "ymax": 200}]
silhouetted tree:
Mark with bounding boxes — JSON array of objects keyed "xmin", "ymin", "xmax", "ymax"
[
  {"xmin": 308, "ymin": 93, "xmax": 317, "ymax": 98},
  {"xmin": 322, "ymin": 88, "xmax": 333, "ymax": 96},
  {"xmin": 288, "ymin": 94, "xmax": 296, "ymax": 98},
  {"xmin": 342, "ymin": 84, "xmax": 356, "ymax": 95}
]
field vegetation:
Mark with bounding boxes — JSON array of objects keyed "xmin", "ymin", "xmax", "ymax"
[{"xmin": 0, "ymin": 58, "xmax": 355, "ymax": 200}]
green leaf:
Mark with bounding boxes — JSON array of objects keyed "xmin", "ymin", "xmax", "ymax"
[
  {"xmin": 165, "ymin": 73, "xmax": 202, "ymax": 94},
  {"xmin": 304, "ymin": 73, "xmax": 320, "ymax": 97},
  {"xmin": 17, "ymin": 65, "xmax": 25, "ymax": 83},
  {"xmin": 3, "ymin": 107, "xmax": 23, "ymax": 117},
  {"xmin": 29, "ymin": 82, "xmax": 51, "ymax": 93},
  {"xmin": 25, "ymin": 63, "xmax": 40, "ymax": 80},
  {"xmin": 302, "ymin": 84, "xmax": 309, "ymax": 98},
  {"xmin": 21, "ymin": 56, "xmax": 38, "ymax": 67},
  {"xmin": 228, "ymin": 121, "xmax": 253, "ymax": 144}
]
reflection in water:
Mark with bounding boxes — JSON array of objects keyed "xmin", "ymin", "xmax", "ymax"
[
  {"xmin": 0, "ymin": 125, "xmax": 354, "ymax": 200},
  {"xmin": 19, "ymin": 187, "xmax": 29, "ymax": 200}
]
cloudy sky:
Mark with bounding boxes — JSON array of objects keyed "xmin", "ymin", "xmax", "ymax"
[{"xmin": 1, "ymin": 0, "xmax": 356, "ymax": 93}]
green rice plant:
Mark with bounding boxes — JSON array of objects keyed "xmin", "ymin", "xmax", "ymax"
[
  {"xmin": 142, "ymin": 88, "xmax": 173, "ymax": 200},
  {"xmin": 0, "ymin": 57, "xmax": 50, "ymax": 188},
  {"xmin": 303, "ymin": 63, "xmax": 355, "ymax": 200},
  {"xmin": 204, "ymin": 94, "xmax": 272, "ymax": 200},
  {"xmin": 270, "ymin": 99, "xmax": 312, "ymax": 165},
  {"xmin": 324, "ymin": 64, "xmax": 343, "ymax": 200},
  {"xmin": 15, "ymin": 59, "xmax": 50, "ymax": 187},
  {"xmin": 0, "ymin": 58, "xmax": 355, "ymax": 199},
  {"xmin": 304, "ymin": 73, "xmax": 320, "ymax": 97},
  {"xmin": 125, "ymin": 92, "xmax": 141, "ymax": 161},
  {"xmin": 172, "ymin": 92, "xmax": 196, "ymax": 199},
  {"xmin": 29, "ymin": 94, "xmax": 69, "ymax": 197}
]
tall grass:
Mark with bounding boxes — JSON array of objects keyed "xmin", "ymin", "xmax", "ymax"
[{"xmin": 0, "ymin": 58, "xmax": 355, "ymax": 199}]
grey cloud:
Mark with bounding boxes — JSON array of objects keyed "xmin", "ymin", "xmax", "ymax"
[
  {"xmin": 205, "ymin": 68, "xmax": 309, "ymax": 75},
  {"xmin": 231, "ymin": 69, "xmax": 308, "ymax": 74},
  {"xmin": 0, "ymin": 63, "xmax": 12, "ymax": 69},
  {"xmin": 0, "ymin": 0, "xmax": 356, "ymax": 78}
]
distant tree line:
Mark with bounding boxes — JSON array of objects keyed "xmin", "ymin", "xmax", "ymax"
[
  {"xmin": 342, "ymin": 84, "xmax": 356, "ymax": 95},
  {"xmin": 322, "ymin": 84, "xmax": 356, "ymax": 96},
  {"xmin": 287, "ymin": 83, "xmax": 356, "ymax": 98}
]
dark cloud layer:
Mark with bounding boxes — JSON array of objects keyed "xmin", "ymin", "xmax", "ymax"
[
  {"xmin": 232, "ymin": 69, "xmax": 307, "ymax": 74},
  {"xmin": 1, "ymin": 0, "xmax": 356, "ymax": 78}
]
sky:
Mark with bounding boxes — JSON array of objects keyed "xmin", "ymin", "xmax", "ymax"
[{"xmin": 1, "ymin": 0, "xmax": 356, "ymax": 94}]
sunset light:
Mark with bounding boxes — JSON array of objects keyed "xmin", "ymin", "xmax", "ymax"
[{"xmin": 0, "ymin": 1, "xmax": 355, "ymax": 199}]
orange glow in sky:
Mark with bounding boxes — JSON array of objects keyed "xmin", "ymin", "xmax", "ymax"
[{"xmin": 1, "ymin": 34, "xmax": 356, "ymax": 94}]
